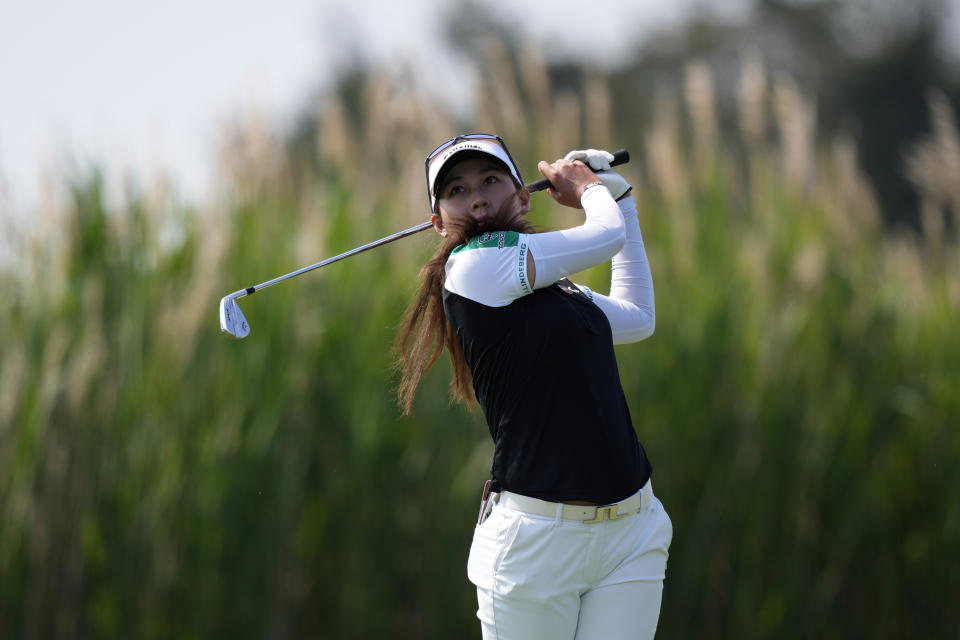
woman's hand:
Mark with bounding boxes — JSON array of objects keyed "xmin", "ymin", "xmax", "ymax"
[
  {"xmin": 536, "ymin": 159, "xmax": 603, "ymax": 209},
  {"xmin": 564, "ymin": 149, "xmax": 632, "ymax": 200}
]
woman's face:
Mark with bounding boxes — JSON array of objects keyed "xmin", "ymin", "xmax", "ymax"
[{"xmin": 431, "ymin": 157, "xmax": 530, "ymax": 236}]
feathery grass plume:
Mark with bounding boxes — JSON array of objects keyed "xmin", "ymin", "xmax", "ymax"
[
  {"xmin": 387, "ymin": 87, "xmax": 441, "ymax": 219},
  {"xmin": 294, "ymin": 184, "xmax": 328, "ymax": 265},
  {"xmin": 415, "ymin": 87, "xmax": 457, "ymax": 149},
  {"xmin": 28, "ymin": 171, "xmax": 72, "ymax": 303},
  {"xmin": 773, "ymin": 74, "xmax": 816, "ymax": 192},
  {"xmin": 738, "ymin": 53, "xmax": 778, "ymax": 228},
  {"xmin": 402, "ymin": 146, "xmax": 429, "ymax": 220},
  {"xmin": 656, "ymin": 83, "xmax": 698, "ymax": 280},
  {"xmin": 646, "ymin": 87, "xmax": 686, "ymax": 207},
  {"xmin": 584, "ymin": 75, "xmax": 612, "ymax": 150},
  {"xmin": 520, "ymin": 43, "xmax": 552, "ymax": 133},
  {"xmin": 951, "ymin": 247, "xmax": 960, "ymax": 308},
  {"xmin": 646, "ymin": 85, "xmax": 698, "ymax": 277},
  {"xmin": 38, "ymin": 325, "xmax": 70, "ymax": 426},
  {"xmin": 346, "ymin": 72, "xmax": 402, "ymax": 225},
  {"xmin": 477, "ymin": 36, "xmax": 527, "ymax": 143},
  {"xmin": 0, "ymin": 341, "xmax": 25, "ymax": 433},
  {"xmin": 830, "ymin": 134, "xmax": 881, "ymax": 231},
  {"xmin": 739, "ymin": 51, "xmax": 768, "ymax": 149},
  {"xmin": 162, "ymin": 215, "xmax": 224, "ymax": 373},
  {"xmin": 65, "ymin": 276, "xmax": 106, "ymax": 411},
  {"xmin": 0, "ymin": 208, "xmax": 20, "ymax": 278},
  {"xmin": 544, "ymin": 92, "xmax": 581, "ymax": 168},
  {"xmin": 360, "ymin": 70, "xmax": 394, "ymax": 192},
  {"xmin": 315, "ymin": 95, "xmax": 356, "ymax": 182},
  {"xmin": 216, "ymin": 108, "xmax": 280, "ymax": 202},
  {"xmin": 388, "ymin": 86, "xmax": 421, "ymax": 158},
  {"xmin": 904, "ymin": 90, "xmax": 960, "ymax": 253},
  {"xmin": 790, "ymin": 242, "xmax": 827, "ymax": 294},
  {"xmin": 33, "ymin": 167, "xmax": 68, "ymax": 253},
  {"xmin": 737, "ymin": 231, "xmax": 773, "ymax": 314},
  {"xmin": 391, "ymin": 88, "xmax": 454, "ymax": 219},
  {"xmin": 815, "ymin": 135, "xmax": 880, "ymax": 249},
  {"xmin": 919, "ymin": 198, "xmax": 946, "ymax": 258},
  {"xmin": 684, "ymin": 62, "xmax": 719, "ymax": 178},
  {"xmin": 883, "ymin": 236, "xmax": 931, "ymax": 319}
]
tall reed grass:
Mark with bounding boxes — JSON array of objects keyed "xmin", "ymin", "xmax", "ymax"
[{"xmin": 1, "ymin": 45, "xmax": 958, "ymax": 638}]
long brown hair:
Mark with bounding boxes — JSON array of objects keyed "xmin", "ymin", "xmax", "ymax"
[{"xmin": 394, "ymin": 190, "xmax": 533, "ymax": 415}]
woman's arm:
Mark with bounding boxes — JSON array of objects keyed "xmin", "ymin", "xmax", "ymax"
[
  {"xmin": 577, "ymin": 194, "xmax": 655, "ymax": 343},
  {"xmin": 525, "ymin": 184, "xmax": 625, "ymax": 289}
]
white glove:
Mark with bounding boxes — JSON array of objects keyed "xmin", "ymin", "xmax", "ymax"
[
  {"xmin": 564, "ymin": 148, "xmax": 614, "ymax": 170},
  {"xmin": 565, "ymin": 148, "xmax": 631, "ymax": 200},
  {"xmin": 593, "ymin": 170, "xmax": 631, "ymax": 201}
]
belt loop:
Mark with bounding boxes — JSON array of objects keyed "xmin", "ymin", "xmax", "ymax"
[{"xmin": 553, "ymin": 501, "xmax": 563, "ymax": 527}]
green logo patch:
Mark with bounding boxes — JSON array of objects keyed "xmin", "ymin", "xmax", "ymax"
[{"xmin": 451, "ymin": 231, "xmax": 520, "ymax": 254}]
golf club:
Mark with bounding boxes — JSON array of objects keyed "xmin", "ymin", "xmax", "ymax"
[{"xmin": 220, "ymin": 149, "xmax": 630, "ymax": 338}]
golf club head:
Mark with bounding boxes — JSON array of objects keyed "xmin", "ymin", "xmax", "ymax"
[{"xmin": 219, "ymin": 295, "xmax": 250, "ymax": 339}]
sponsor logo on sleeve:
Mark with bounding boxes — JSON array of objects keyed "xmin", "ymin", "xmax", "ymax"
[{"xmin": 518, "ymin": 240, "xmax": 531, "ymax": 294}]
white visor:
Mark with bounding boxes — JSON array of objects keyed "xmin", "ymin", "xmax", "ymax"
[{"xmin": 427, "ymin": 138, "xmax": 523, "ymax": 210}]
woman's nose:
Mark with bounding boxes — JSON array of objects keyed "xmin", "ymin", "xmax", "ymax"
[{"xmin": 470, "ymin": 195, "xmax": 489, "ymax": 210}]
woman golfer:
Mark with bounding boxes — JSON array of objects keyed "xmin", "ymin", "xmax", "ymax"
[{"xmin": 396, "ymin": 134, "xmax": 672, "ymax": 639}]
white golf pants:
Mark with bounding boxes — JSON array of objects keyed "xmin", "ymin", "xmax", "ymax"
[{"xmin": 467, "ymin": 485, "xmax": 672, "ymax": 640}]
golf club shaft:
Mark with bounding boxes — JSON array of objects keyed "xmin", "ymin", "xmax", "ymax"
[
  {"xmin": 228, "ymin": 220, "xmax": 434, "ymax": 299},
  {"xmin": 229, "ymin": 149, "xmax": 630, "ymax": 299}
]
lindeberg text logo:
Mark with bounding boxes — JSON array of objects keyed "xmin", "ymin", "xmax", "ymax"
[{"xmin": 518, "ymin": 240, "xmax": 530, "ymax": 293}]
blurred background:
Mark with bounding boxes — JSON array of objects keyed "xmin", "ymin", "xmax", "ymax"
[{"xmin": 2, "ymin": 0, "xmax": 959, "ymax": 637}]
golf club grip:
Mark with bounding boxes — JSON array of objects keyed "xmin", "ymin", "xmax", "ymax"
[{"xmin": 525, "ymin": 149, "xmax": 630, "ymax": 194}]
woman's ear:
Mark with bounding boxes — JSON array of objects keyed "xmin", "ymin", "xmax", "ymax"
[
  {"xmin": 431, "ymin": 212, "xmax": 447, "ymax": 236},
  {"xmin": 518, "ymin": 188, "xmax": 532, "ymax": 215}
]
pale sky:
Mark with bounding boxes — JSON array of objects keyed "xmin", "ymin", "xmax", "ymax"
[
  {"xmin": 1, "ymin": 0, "xmax": 955, "ymax": 216},
  {"xmin": 0, "ymin": 0, "xmax": 746, "ymax": 215}
]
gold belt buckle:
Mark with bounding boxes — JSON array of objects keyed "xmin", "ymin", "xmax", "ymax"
[{"xmin": 584, "ymin": 504, "xmax": 624, "ymax": 524}]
